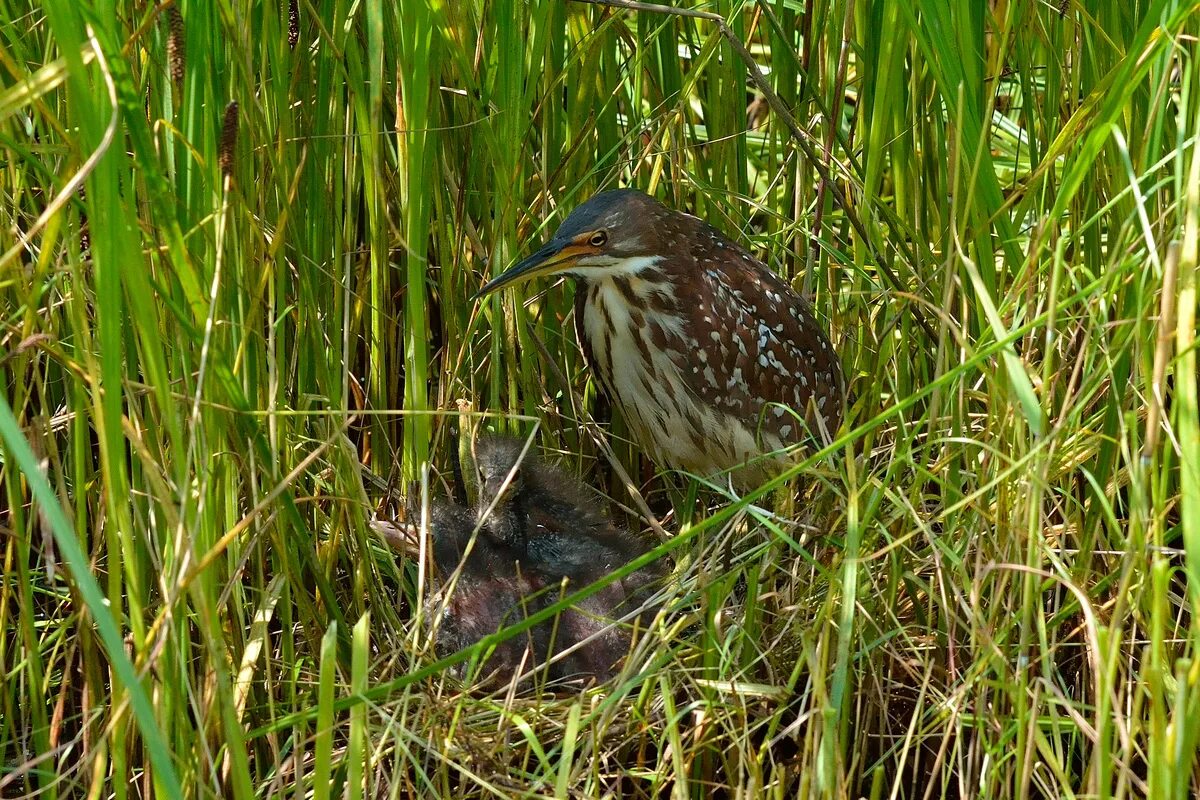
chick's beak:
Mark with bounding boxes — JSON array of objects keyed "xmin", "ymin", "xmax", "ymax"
[{"xmin": 473, "ymin": 237, "xmax": 593, "ymax": 300}]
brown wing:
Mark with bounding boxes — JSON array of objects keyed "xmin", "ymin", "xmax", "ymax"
[{"xmin": 668, "ymin": 223, "xmax": 843, "ymax": 448}]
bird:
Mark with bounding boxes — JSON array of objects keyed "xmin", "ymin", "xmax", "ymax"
[
  {"xmin": 422, "ymin": 500, "xmax": 552, "ymax": 684},
  {"xmin": 422, "ymin": 436, "xmax": 665, "ymax": 687},
  {"xmin": 470, "ymin": 435, "xmax": 654, "ymax": 574},
  {"xmin": 476, "ymin": 189, "xmax": 844, "ymax": 485}
]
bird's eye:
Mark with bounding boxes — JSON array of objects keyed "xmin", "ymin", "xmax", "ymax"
[{"xmin": 589, "ymin": 230, "xmax": 608, "ymax": 247}]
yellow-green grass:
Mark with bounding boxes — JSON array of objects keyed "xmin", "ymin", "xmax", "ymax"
[{"xmin": 1, "ymin": 0, "xmax": 1198, "ymax": 797}]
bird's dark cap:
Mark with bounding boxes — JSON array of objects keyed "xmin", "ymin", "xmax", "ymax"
[{"xmin": 553, "ymin": 189, "xmax": 660, "ymax": 239}]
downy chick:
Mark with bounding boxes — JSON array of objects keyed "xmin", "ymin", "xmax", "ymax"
[{"xmin": 424, "ymin": 437, "xmax": 665, "ymax": 686}]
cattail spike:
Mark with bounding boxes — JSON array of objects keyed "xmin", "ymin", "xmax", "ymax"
[
  {"xmin": 166, "ymin": 4, "xmax": 185, "ymax": 85},
  {"xmin": 219, "ymin": 101, "xmax": 239, "ymax": 180}
]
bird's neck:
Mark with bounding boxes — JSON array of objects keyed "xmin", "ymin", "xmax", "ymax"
[{"xmin": 575, "ymin": 255, "xmax": 681, "ymax": 333}]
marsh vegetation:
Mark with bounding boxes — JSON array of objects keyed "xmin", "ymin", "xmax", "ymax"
[{"xmin": 2, "ymin": 0, "xmax": 1199, "ymax": 797}]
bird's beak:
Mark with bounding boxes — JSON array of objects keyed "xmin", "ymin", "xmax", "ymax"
[{"xmin": 473, "ymin": 237, "xmax": 591, "ymax": 300}]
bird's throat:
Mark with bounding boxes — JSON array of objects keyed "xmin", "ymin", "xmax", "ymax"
[{"xmin": 565, "ymin": 254, "xmax": 664, "ymax": 283}]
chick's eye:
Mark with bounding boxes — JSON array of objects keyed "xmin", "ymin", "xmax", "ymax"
[{"xmin": 589, "ymin": 230, "xmax": 608, "ymax": 247}]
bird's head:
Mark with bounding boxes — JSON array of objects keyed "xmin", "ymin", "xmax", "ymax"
[
  {"xmin": 472, "ymin": 435, "xmax": 530, "ymax": 505},
  {"xmin": 475, "ymin": 189, "xmax": 668, "ymax": 296}
]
